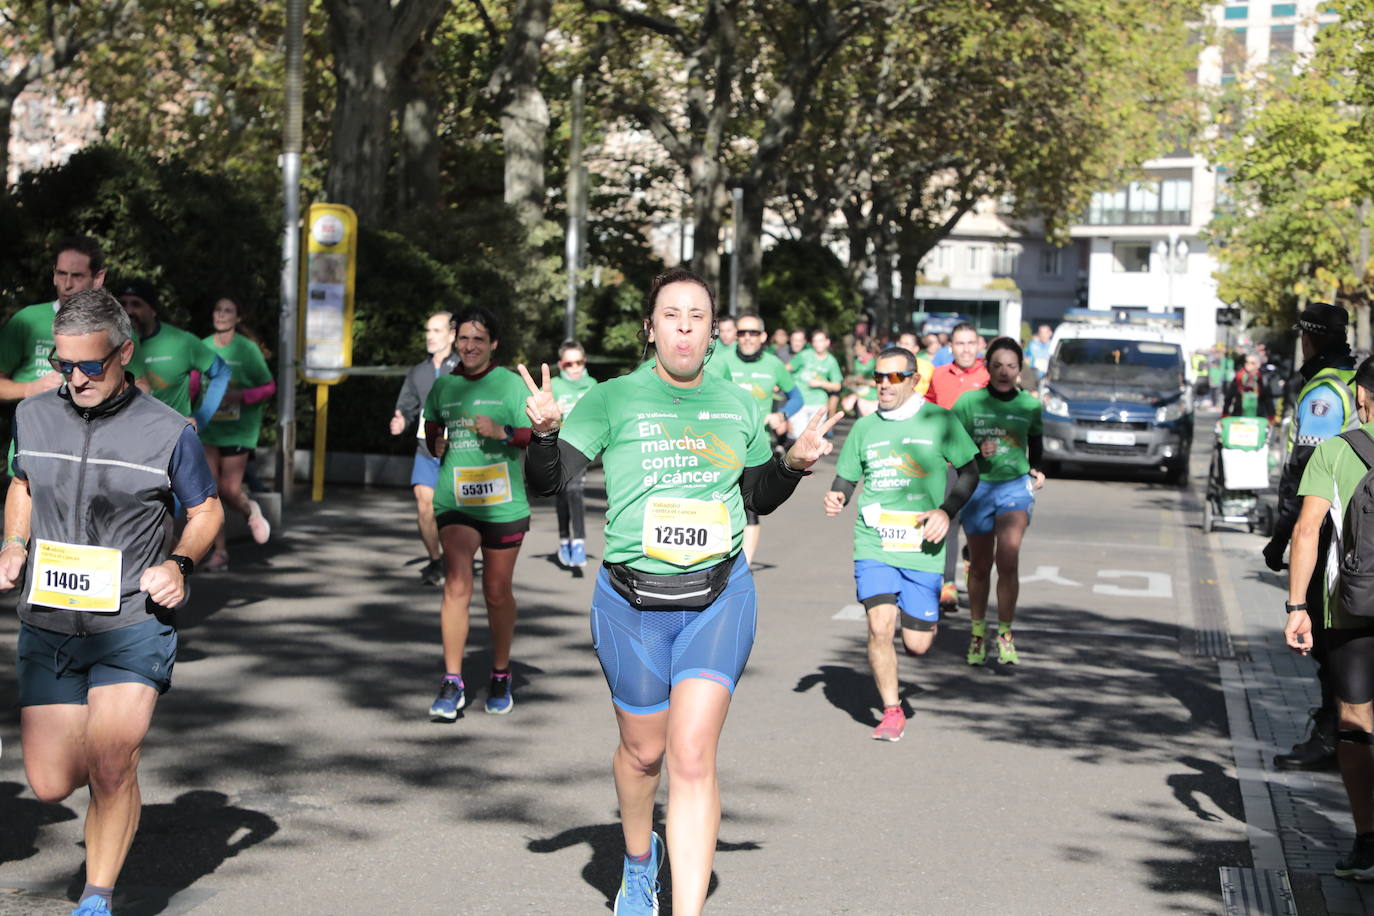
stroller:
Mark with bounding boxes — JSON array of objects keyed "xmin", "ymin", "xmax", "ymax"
[{"xmin": 1203, "ymin": 415, "xmax": 1273, "ymax": 534}]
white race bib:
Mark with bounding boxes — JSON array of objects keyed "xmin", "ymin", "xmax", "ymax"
[
  {"xmin": 861, "ymin": 504, "xmax": 925, "ymax": 552},
  {"xmin": 27, "ymin": 539, "xmax": 123, "ymax": 612},
  {"xmin": 642, "ymin": 497, "xmax": 731, "ymax": 567},
  {"xmin": 455, "ymin": 463, "xmax": 512, "ymax": 507}
]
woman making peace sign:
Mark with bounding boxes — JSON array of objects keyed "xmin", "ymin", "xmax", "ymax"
[{"xmin": 522, "ymin": 269, "xmax": 839, "ymax": 916}]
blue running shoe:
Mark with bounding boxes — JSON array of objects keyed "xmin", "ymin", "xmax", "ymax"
[
  {"xmin": 485, "ymin": 671, "xmax": 514, "ymax": 714},
  {"xmin": 613, "ymin": 832, "xmax": 663, "ymax": 915},
  {"xmin": 557, "ymin": 541, "xmax": 572, "ymax": 567},
  {"xmin": 429, "ymin": 678, "xmax": 464, "ymax": 721},
  {"xmin": 570, "ymin": 539, "xmax": 587, "ymax": 568},
  {"xmin": 72, "ymin": 896, "xmax": 111, "ymax": 916}
]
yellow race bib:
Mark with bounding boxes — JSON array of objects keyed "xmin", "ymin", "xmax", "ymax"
[
  {"xmin": 642, "ymin": 497, "xmax": 731, "ymax": 567},
  {"xmin": 861, "ymin": 504, "xmax": 925, "ymax": 552},
  {"xmin": 27, "ymin": 539, "xmax": 123, "ymax": 612},
  {"xmin": 455, "ymin": 463, "xmax": 512, "ymax": 507}
]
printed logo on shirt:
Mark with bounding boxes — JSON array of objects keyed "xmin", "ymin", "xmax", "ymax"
[{"xmin": 1313, "ymin": 400, "xmax": 1331, "ymax": 417}]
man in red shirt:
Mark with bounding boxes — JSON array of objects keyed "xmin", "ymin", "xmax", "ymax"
[
  {"xmin": 923, "ymin": 322, "xmax": 989, "ymax": 612},
  {"xmin": 926, "ymin": 322, "xmax": 990, "ymax": 408}
]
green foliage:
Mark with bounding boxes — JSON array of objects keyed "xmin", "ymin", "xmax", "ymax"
[{"xmin": 756, "ymin": 241, "xmax": 862, "ymax": 337}]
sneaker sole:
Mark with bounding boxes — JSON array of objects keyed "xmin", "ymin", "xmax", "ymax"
[
  {"xmin": 485, "ymin": 701, "xmax": 514, "ymax": 715},
  {"xmin": 1335, "ymin": 865, "xmax": 1374, "ymax": 880},
  {"xmin": 871, "ymin": 731, "xmax": 903, "ymax": 742},
  {"xmin": 429, "ymin": 695, "xmax": 465, "ymax": 721}
]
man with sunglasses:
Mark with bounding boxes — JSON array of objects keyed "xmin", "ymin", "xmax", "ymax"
[
  {"xmin": 713, "ymin": 312, "xmax": 804, "ymax": 563},
  {"xmin": 824, "ymin": 346, "xmax": 979, "ymax": 741},
  {"xmin": 550, "ymin": 340, "xmax": 597, "ymax": 568},
  {"xmin": 117, "ymin": 280, "xmax": 229, "ymax": 429},
  {"xmin": 0, "ymin": 288, "xmax": 223, "ymax": 916}
]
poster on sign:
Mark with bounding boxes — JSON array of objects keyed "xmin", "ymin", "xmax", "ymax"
[{"xmin": 299, "ymin": 204, "xmax": 357, "ymax": 385}]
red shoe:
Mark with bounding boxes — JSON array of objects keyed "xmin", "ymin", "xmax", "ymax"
[
  {"xmin": 939, "ymin": 581, "xmax": 958, "ymax": 613},
  {"xmin": 871, "ymin": 705, "xmax": 906, "ymax": 742}
]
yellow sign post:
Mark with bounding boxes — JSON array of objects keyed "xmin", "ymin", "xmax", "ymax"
[{"xmin": 298, "ymin": 203, "xmax": 358, "ymax": 501}]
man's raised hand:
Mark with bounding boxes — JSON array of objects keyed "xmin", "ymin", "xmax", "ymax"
[
  {"xmin": 518, "ymin": 363, "xmax": 562, "ymax": 433},
  {"xmin": 785, "ymin": 409, "xmax": 844, "ymax": 471}
]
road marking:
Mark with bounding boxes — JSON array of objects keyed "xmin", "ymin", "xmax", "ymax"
[
  {"xmin": 1020, "ymin": 566, "xmax": 1082, "ymax": 587},
  {"xmin": 829, "ymin": 610, "xmax": 1177, "ymax": 643},
  {"xmin": 1093, "ymin": 570, "xmax": 1173, "ymax": 599},
  {"xmin": 832, "ymin": 604, "xmax": 865, "ymax": 620}
]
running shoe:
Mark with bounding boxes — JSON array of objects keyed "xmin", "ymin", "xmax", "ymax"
[
  {"xmin": 420, "ymin": 558, "xmax": 445, "ymax": 587},
  {"xmin": 613, "ymin": 832, "xmax": 663, "ymax": 915},
  {"xmin": 485, "ymin": 671, "xmax": 514, "ymax": 714},
  {"xmin": 871, "ymin": 705, "xmax": 905, "ymax": 742},
  {"xmin": 429, "ymin": 679, "xmax": 465, "ymax": 721},
  {"xmin": 997, "ymin": 631, "xmax": 1020, "ymax": 665},
  {"xmin": 571, "ymin": 540, "xmax": 587, "ymax": 568},
  {"xmin": 71, "ymin": 896, "xmax": 111, "ymax": 916},
  {"xmin": 202, "ymin": 550, "xmax": 229, "ymax": 572},
  {"xmin": 247, "ymin": 500, "xmax": 271, "ymax": 544},
  {"xmin": 557, "ymin": 541, "xmax": 572, "ymax": 568},
  {"xmin": 1336, "ymin": 832, "xmax": 1374, "ymax": 879},
  {"xmin": 939, "ymin": 581, "xmax": 958, "ymax": 613},
  {"xmin": 966, "ymin": 633, "xmax": 987, "ymax": 666}
]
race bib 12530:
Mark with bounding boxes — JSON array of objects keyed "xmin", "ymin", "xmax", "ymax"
[{"xmin": 642, "ymin": 497, "xmax": 731, "ymax": 567}]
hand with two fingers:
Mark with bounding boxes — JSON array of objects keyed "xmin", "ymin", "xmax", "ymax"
[
  {"xmin": 785, "ymin": 409, "xmax": 844, "ymax": 471},
  {"xmin": 517, "ymin": 363, "xmax": 564, "ymax": 433}
]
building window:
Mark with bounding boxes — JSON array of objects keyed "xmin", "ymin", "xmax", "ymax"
[
  {"xmin": 1040, "ymin": 248, "xmax": 1063, "ymax": 276},
  {"xmin": 1127, "ymin": 182, "xmax": 1160, "ymax": 225},
  {"xmin": 1270, "ymin": 24, "xmax": 1295, "ymax": 59},
  {"xmin": 1271, "ymin": 2, "xmax": 1296, "ymax": 15},
  {"xmin": 1112, "ymin": 243, "xmax": 1152, "ymax": 273},
  {"xmin": 1087, "ymin": 177, "xmax": 1191, "ymax": 226},
  {"xmin": 1160, "ymin": 178, "xmax": 1192, "ymax": 223},
  {"xmin": 992, "ymin": 244, "xmax": 1019, "ymax": 276},
  {"xmin": 1224, "ymin": 5, "xmax": 1248, "ymax": 19},
  {"xmin": 968, "ymin": 246, "xmax": 984, "ymax": 272}
]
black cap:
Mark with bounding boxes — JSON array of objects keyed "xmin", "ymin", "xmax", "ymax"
[
  {"xmin": 116, "ymin": 279, "xmax": 159, "ymax": 311},
  {"xmin": 1293, "ymin": 302, "xmax": 1349, "ymax": 338},
  {"xmin": 1356, "ymin": 356, "xmax": 1374, "ymax": 395}
]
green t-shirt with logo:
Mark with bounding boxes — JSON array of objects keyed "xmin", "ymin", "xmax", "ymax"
[
  {"xmin": 851, "ymin": 354, "xmax": 878, "ymax": 403},
  {"xmin": 551, "ymin": 372, "xmax": 598, "ymax": 418},
  {"xmin": 0, "ymin": 302, "xmax": 60, "ymax": 383},
  {"xmin": 790, "ymin": 348, "xmax": 843, "ymax": 407},
  {"xmin": 713, "ymin": 348, "xmax": 795, "ymax": 408},
  {"xmin": 834, "ymin": 403, "xmax": 978, "ymax": 572},
  {"xmin": 559, "ymin": 360, "xmax": 771, "ymax": 574},
  {"xmin": 140, "ymin": 322, "xmax": 218, "ymax": 417},
  {"xmin": 200, "ymin": 332, "xmax": 273, "ymax": 449},
  {"xmin": 1298, "ymin": 421, "xmax": 1374, "ymax": 630},
  {"xmin": 951, "ymin": 388, "xmax": 1043, "ymax": 482},
  {"xmin": 423, "ymin": 367, "xmax": 531, "ymax": 522}
]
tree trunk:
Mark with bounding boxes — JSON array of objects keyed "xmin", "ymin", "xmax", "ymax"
[
  {"xmin": 737, "ymin": 180, "xmax": 765, "ymax": 315},
  {"xmin": 489, "ymin": 0, "xmax": 552, "ymax": 229},
  {"xmin": 0, "ymin": 94, "xmax": 13, "ymax": 185},
  {"xmin": 872, "ymin": 210, "xmax": 898, "ymax": 336},
  {"xmin": 689, "ymin": 154, "xmax": 726, "ymax": 292},
  {"xmin": 396, "ymin": 37, "xmax": 441, "ymax": 214}
]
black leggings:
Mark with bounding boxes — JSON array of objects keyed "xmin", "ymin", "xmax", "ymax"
[
  {"xmin": 556, "ymin": 469, "xmax": 587, "ymax": 540},
  {"xmin": 1329, "ymin": 627, "xmax": 1374, "ymax": 706}
]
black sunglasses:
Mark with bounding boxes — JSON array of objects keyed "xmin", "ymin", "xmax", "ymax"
[
  {"xmin": 737, "ymin": 329, "xmax": 766, "ymax": 337},
  {"xmin": 48, "ymin": 345, "xmax": 121, "ymax": 379},
  {"xmin": 873, "ymin": 370, "xmax": 915, "ymax": 384}
]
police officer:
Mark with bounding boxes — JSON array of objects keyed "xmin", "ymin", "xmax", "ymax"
[
  {"xmin": 1266, "ymin": 302, "xmax": 1358, "ymax": 770},
  {"xmin": 0, "ymin": 289, "xmax": 223, "ymax": 916}
]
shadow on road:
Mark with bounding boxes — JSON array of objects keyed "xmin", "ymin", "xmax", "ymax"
[
  {"xmin": 792, "ymin": 665, "xmax": 924, "ymax": 725},
  {"xmin": 0, "ymin": 781, "xmax": 77, "ymax": 866}
]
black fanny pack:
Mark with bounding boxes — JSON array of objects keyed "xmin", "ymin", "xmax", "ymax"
[{"xmin": 606, "ymin": 553, "xmax": 740, "ymax": 611}]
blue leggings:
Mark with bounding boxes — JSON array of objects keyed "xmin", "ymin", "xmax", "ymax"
[{"xmin": 590, "ymin": 555, "xmax": 757, "ymax": 714}]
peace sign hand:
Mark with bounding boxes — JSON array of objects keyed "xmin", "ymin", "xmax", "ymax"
[
  {"xmin": 517, "ymin": 363, "xmax": 563, "ymax": 433},
  {"xmin": 784, "ymin": 409, "xmax": 844, "ymax": 471}
]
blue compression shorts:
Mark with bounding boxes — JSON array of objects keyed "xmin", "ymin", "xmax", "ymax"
[
  {"xmin": 411, "ymin": 453, "xmax": 440, "ymax": 489},
  {"xmin": 854, "ymin": 559, "xmax": 942, "ymax": 629},
  {"xmin": 960, "ymin": 475, "xmax": 1035, "ymax": 536},
  {"xmin": 589, "ymin": 554, "xmax": 757, "ymax": 715}
]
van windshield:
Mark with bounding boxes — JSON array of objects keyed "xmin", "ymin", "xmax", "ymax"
[{"xmin": 1050, "ymin": 339, "xmax": 1184, "ymax": 386}]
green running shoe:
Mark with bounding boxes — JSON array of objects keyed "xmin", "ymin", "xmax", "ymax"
[
  {"xmin": 966, "ymin": 633, "xmax": 986, "ymax": 666},
  {"xmin": 997, "ymin": 631, "xmax": 1020, "ymax": 665}
]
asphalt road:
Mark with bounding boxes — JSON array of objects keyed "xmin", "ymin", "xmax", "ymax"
[{"xmin": 0, "ymin": 422, "xmax": 1257, "ymax": 915}]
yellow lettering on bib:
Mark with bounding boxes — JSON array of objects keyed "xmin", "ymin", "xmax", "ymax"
[
  {"xmin": 27, "ymin": 539, "xmax": 123, "ymax": 612},
  {"xmin": 213, "ymin": 401, "xmax": 241, "ymax": 422},
  {"xmin": 642, "ymin": 497, "xmax": 731, "ymax": 567},
  {"xmin": 455, "ymin": 463, "xmax": 512, "ymax": 507},
  {"xmin": 861, "ymin": 504, "xmax": 925, "ymax": 552}
]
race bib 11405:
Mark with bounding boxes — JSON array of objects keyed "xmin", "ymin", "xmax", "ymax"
[{"xmin": 26, "ymin": 539, "xmax": 123, "ymax": 612}]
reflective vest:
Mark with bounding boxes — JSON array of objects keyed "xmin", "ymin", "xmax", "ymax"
[{"xmin": 1287, "ymin": 365, "xmax": 1358, "ymax": 453}]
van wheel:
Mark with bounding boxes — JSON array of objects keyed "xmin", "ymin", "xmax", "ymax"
[{"xmin": 1203, "ymin": 500, "xmax": 1214, "ymax": 533}]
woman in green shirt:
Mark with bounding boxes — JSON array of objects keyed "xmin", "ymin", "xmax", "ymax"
[
  {"xmin": 200, "ymin": 296, "xmax": 275, "ymax": 569},
  {"xmin": 951, "ymin": 337, "xmax": 1045, "ymax": 666},
  {"xmin": 549, "ymin": 340, "xmax": 598, "ymax": 569},
  {"xmin": 841, "ymin": 336, "xmax": 879, "ymax": 418}
]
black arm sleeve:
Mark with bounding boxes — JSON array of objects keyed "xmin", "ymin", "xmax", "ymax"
[
  {"xmin": 1028, "ymin": 434, "xmax": 1043, "ymax": 471},
  {"xmin": 939, "ymin": 459, "xmax": 980, "ymax": 518},
  {"xmin": 1271, "ymin": 447, "xmax": 1314, "ymax": 545},
  {"xmin": 740, "ymin": 453, "xmax": 808, "ymax": 516},
  {"xmin": 524, "ymin": 434, "xmax": 592, "ymax": 497},
  {"xmin": 829, "ymin": 476, "xmax": 857, "ymax": 502}
]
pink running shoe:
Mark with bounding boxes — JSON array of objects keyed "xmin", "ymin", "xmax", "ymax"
[
  {"xmin": 247, "ymin": 500, "xmax": 271, "ymax": 544},
  {"xmin": 871, "ymin": 705, "xmax": 905, "ymax": 742}
]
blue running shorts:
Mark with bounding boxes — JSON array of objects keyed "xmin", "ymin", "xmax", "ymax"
[
  {"xmin": 854, "ymin": 559, "xmax": 942, "ymax": 630},
  {"xmin": 411, "ymin": 453, "xmax": 441, "ymax": 490},
  {"xmin": 18, "ymin": 618, "xmax": 177, "ymax": 706},
  {"xmin": 961, "ymin": 475, "xmax": 1035, "ymax": 536},
  {"xmin": 590, "ymin": 554, "xmax": 757, "ymax": 715}
]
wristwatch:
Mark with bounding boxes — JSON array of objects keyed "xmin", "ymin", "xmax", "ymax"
[
  {"xmin": 1285, "ymin": 600, "xmax": 1307, "ymax": 613},
  {"xmin": 169, "ymin": 554, "xmax": 195, "ymax": 578}
]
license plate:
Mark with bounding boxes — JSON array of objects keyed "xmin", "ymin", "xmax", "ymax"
[{"xmin": 1086, "ymin": 429, "xmax": 1136, "ymax": 446}]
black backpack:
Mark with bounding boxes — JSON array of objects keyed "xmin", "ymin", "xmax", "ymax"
[{"xmin": 1339, "ymin": 430, "xmax": 1374, "ymax": 617}]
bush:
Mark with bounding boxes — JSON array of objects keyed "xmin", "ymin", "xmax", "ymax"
[{"xmin": 756, "ymin": 240, "xmax": 862, "ymax": 338}]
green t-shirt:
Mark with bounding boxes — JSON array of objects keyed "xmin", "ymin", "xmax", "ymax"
[
  {"xmin": 834, "ymin": 403, "xmax": 979, "ymax": 572},
  {"xmin": 559, "ymin": 361, "xmax": 771, "ymax": 574},
  {"xmin": 951, "ymin": 388, "xmax": 1043, "ymax": 482},
  {"xmin": 851, "ymin": 355, "xmax": 878, "ymax": 402},
  {"xmin": 0, "ymin": 301, "xmax": 60, "ymax": 383},
  {"xmin": 790, "ymin": 348, "xmax": 843, "ymax": 407},
  {"xmin": 551, "ymin": 372, "xmax": 598, "ymax": 417},
  {"xmin": 423, "ymin": 367, "xmax": 531, "ymax": 522},
  {"xmin": 139, "ymin": 322, "xmax": 218, "ymax": 417},
  {"xmin": 713, "ymin": 348, "xmax": 795, "ymax": 408},
  {"xmin": 1297, "ymin": 422, "xmax": 1374, "ymax": 630},
  {"xmin": 200, "ymin": 332, "xmax": 273, "ymax": 449}
]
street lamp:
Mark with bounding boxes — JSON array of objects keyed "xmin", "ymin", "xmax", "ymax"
[{"xmin": 1156, "ymin": 233, "xmax": 1189, "ymax": 314}]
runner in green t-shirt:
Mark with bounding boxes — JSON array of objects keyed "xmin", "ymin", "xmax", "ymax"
[
  {"xmin": 841, "ymin": 337, "xmax": 879, "ymax": 418},
  {"xmin": 549, "ymin": 340, "xmax": 598, "ymax": 569},
  {"xmin": 787, "ymin": 330, "xmax": 844, "ymax": 439},
  {"xmin": 712, "ymin": 312, "xmax": 804, "ymax": 564},
  {"xmin": 521, "ymin": 269, "xmax": 838, "ymax": 916},
  {"xmin": 117, "ymin": 281, "xmax": 228, "ymax": 425},
  {"xmin": 1286, "ymin": 356, "xmax": 1374, "ymax": 878},
  {"xmin": 950, "ymin": 337, "xmax": 1046, "ymax": 666},
  {"xmin": 421, "ymin": 306, "xmax": 533, "ymax": 723},
  {"xmin": 824, "ymin": 345, "xmax": 980, "ymax": 742},
  {"xmin": 199, "ymin": 296, "xmax": 276, "ymax": 570}
]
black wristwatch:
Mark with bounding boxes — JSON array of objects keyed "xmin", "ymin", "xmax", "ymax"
[
  {"xmin": 1285, "ymin": 600, "xmax": 1307, "ymax": 613},
  {"xmin": 502, "ymin": 424, "xmax": 515, "ymax": 445},
  {"xmin": 169, "ymin": 554, "xmax": 195, "ymax": 578}
]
